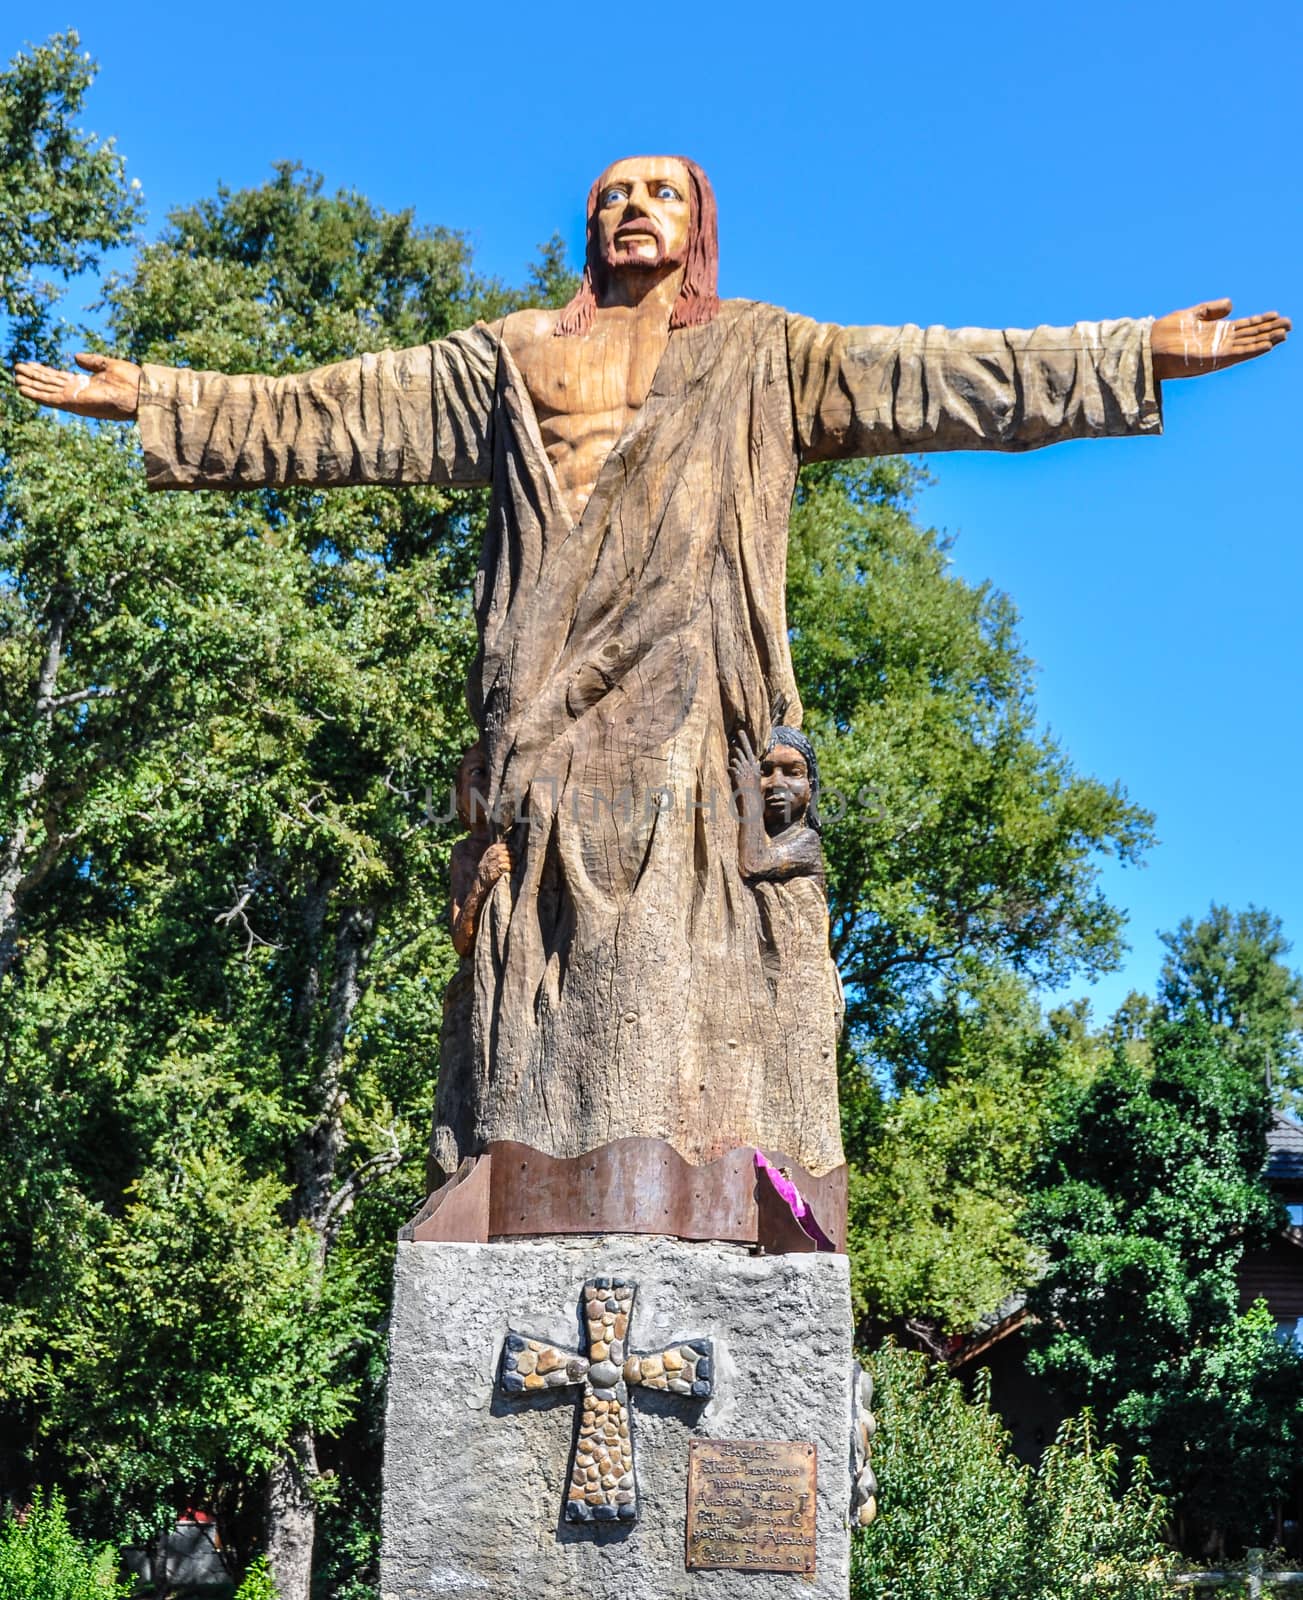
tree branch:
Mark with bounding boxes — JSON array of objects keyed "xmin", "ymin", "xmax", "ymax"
[
  {"xmin": 322, "ymin": 1129, "xmax": 403, "ymax": 1243},
  {"xmin": 214, "ymin": 869, "xmax": 285, "ymax": 957},
  {"xmin": 34, "ymin": 684, "xmax": 118, "ymax": 714}
]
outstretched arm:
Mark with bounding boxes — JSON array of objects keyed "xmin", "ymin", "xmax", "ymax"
[
  {"xmin": 788, "ymin": 298, "xmax": 1289, "ymax": 462},
  {"xmin": 13, "ymin": 327, "xmax": 500, "ymax": 491}
]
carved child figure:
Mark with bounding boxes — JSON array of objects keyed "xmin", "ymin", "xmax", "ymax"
[
  {"xmin": 429, "ymin": 742, "xmax": 513, "ymax": 1185},
  {"xmin": 730, "ymin": 725, "xmax": 826, "ymax": 887},
  {"xmin": 730, "ymin": 724, "xmax": 843, "ymax": 1113}
]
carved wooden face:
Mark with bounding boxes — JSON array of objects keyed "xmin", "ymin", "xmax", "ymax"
[
  {"xmin": 760, "ymin": 744, "xmax": 812, "ymax": 831},
  {"xmin": 595, "ymin": 157, "xmax": 691, "ymax": 273},
  {"xmin": 455, "ymin": 743, "xmax": 490, "ymax": 829}
]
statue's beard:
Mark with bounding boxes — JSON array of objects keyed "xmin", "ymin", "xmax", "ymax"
[{"xmin": 604, "ymin": 218, "xmax": 685, "ymax": 272}]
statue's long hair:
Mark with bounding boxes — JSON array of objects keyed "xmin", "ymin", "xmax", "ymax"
[
  {"xmin": 767, "ymin": 725, "xmax": 822, "ymax": 835},
  {"xmin": 555, "ymin": 156, "xmax": 719, "ymax": 337}
]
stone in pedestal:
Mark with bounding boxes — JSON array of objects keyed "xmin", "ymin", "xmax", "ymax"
[{"xmin": 380, "ymin": 1236, "xmax": 855, "ymax": 1599}]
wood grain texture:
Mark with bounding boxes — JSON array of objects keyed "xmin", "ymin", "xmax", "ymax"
[{"xmin": 136, "ymin": 306, "xmax": 1161, "ymax": 1177}]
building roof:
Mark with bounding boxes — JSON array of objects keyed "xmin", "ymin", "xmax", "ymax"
[
  {"xmin": 1267, "ymin": 1111, "xmax": 1303, "ymax": 1183},
  {"xmin": 948, "ymin": 1302, "xmax": 1027, "ymax": 1370}
]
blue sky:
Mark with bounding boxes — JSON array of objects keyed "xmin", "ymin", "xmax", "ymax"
[{"xmin": 9, "ymin": 0, "xmax": 1302, "ymax": 1018}]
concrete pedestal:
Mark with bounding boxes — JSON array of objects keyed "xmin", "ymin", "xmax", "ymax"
[{"xmin": 380, "ymin": 1236, "xmax": 855, "ymax": 1599}]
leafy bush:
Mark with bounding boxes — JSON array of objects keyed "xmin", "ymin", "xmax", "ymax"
[
  {"xmin": 852, "ymin": 1345, "xmax": 1174, "ymax": 1600},
  {"xmin": 312, "ymin": 1491, "xmax": 381, "ymax": 1600},
  {"xmin": 233, "ymin": 1554, "xmax": 276, "ymax": 1600},
  {"xmin": 852, "ymin": 1346, "xmax": 1026, "ymax": 1600},
  {"xmin": 1024, "ymin": 1414, "xmax": 1172, "ymax": 1599},
  {"xmin": 0, "ymin": 1488, "xmax": 129, "ymax": 1600}
]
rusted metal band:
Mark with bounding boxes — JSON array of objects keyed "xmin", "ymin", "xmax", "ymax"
[{"xmin": 404, "ymin": 1137, "xmax": 847, "ymax": 1253}]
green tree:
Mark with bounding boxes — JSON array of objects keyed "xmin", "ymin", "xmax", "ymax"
[
  {"xmin": 1021, "ymin": 1413, "xmax": 1171, "ymax": 1600},
  {"xmin": 0, "ymin": 30, "xmax": 140, "ymax": 364},
  {"xmin": 0, "ymin": 130, "xmax": 572, "ymax": 1600},
  {"xmin": 852, "ymin": 1346, "xmax": 1028, "ymax": 1600},
  {"xmin": 847, "ymin": 977, "xmax": 1101, "ymax": 1342},
  {"xmin": 0, "ymin": 30, "xmax": 142, "ymax": 978},
  {"xmin": 1159, "ymin": 904, "xmax": 1303, "ymax": 1105},
  {"xmin": 1024, "ymin": 1013, "xmax": 1303, "ymax": 1554},
  {"xmin": 787, "ymin": 460, "xmax": 1150, "ymax": 1335},
  {"xmin": 787, "ymin": 460, "xmax": 1153, "ymax": 1097}
]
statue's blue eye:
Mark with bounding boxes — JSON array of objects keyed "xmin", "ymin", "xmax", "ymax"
[
  {"xmin": 656, "ymin": 185, "xmax": 681, "ymax": 201},
  {"xmin": 602, "ymin": 189, "xmax": 626, "ymax": 206}
]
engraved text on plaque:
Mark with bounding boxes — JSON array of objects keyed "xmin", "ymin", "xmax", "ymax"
[{"xmin": 685, "ymin": 1439, "xmax": 817, "ymax": 1573}]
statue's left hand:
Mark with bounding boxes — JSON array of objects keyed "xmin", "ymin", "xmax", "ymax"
[
  {"xmin": 1151, "ymin": 299, "xmax": 1289, "ymax": 380},
  {"xmin": 476, "ymin": 841, "xmax": 514, "ymax": 888},
  {"xmin": 13, "ymin": 351, "xmax": 142, "ymax": 419}
]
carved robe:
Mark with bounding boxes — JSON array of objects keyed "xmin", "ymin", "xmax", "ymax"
[{"xmin": 138, "ymin": 302, "xmax": 1161, "ymax": 1176}]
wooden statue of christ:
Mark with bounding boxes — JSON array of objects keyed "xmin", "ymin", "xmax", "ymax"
[{"xmin": 16, "ymin": 156, "xmax": 1290, "ymax": 1181}]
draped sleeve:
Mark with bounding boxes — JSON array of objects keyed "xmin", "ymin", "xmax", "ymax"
[
  {"xmin": 786, "ymin": 313, "xmax": 1162, "ymax": 462},
  {"xmin": 136, "ymin": 322, "xmax": 499, "ymax": 489}
]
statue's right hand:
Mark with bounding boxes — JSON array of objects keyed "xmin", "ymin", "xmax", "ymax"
[{"xmin": 13, "ymin": 351, "xmax": 142, "ymax": 420}]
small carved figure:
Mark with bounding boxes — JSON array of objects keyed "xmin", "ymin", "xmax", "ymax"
[
  {"xmin": 731, "ymin": 724, "xmax": 844, "ymax": 1107},
  {"xmin": 730, "ymin": 725, "xmax": 825, "ymax": 886},
  {"xmin": 447, "ymin": 742, "xmax": 513, "ymax": 958}
]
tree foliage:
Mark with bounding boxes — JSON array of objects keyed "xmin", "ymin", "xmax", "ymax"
[
  {"xmin": 1158, "ymin": 903, "xmax": 1303, "ymax": 1105},
  {"xmin": 847, "ymin": 977, "xmax": 1102, "ymax": 1340},
  {"xmin": 1024, "ymin": 1014, "xmax": 1303, "ymax": 1552},
  {"xmin": 0, "ymin": 30, "xmax": 140, "ymax": 363},
  {"xmin": 232, "ymin": 1555, "xmax": 276, "ymax": 1600},
  {"xmin": 791, "ymin": 461, "xmax": 1151, "ymax": 1335},
  {"xmin": 788, "ymin": 460, "xmax": 1153, "ymax": 1096}
]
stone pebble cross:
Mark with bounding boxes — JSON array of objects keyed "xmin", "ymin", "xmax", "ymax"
[{"xmin": 499, "ymin": 1275, "xmax": 714, "ymax": 1523}]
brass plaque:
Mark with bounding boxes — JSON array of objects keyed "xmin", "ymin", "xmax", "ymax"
[{"xmin": 685, "ymin": 1438, "xmax": 817, "ymax": 1573}]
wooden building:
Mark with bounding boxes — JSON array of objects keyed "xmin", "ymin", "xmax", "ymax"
[{"xmin": 1241, "ymin": 1112, "xmax": 1303, "ymax": 1344}]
